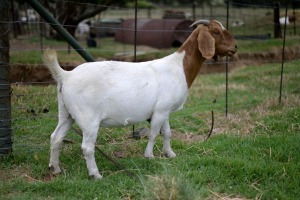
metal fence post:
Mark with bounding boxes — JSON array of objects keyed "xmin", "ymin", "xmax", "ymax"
[
  {"xmin": 0, "ymin": 0, "xmax": 12, "ymax": 156},
  {"xmin": 225, "ymin": 1, "xmax": 229, "ymax": 117},
  {"xmin": 279, "ymin": 1, "xmax": 288, "ymax": 103},
  {"xmin": 26, "ymin": 0, "xmax": 95, "ymax": 62},
  {"xmin": 192, "ymin": 1, "xmax": 196, "ymax": 21},
  {"xmin": 274, "ymin": 2, "xmax": 282, "ymax": 38}
]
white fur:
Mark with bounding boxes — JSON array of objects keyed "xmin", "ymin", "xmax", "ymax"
[
  {"xmin": 44, "ymin": 19, "xmax": 237, "ymax": 179},
  {"xmin": 44, "ymin": 50, "xmax": 188, "ymax": 179}
]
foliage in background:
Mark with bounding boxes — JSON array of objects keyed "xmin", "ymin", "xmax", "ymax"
[
  {"xmin": 14, "ymin": 0, "xmax": 146, "ymax": 38},
  {"xmin": 228, "ymin": 0, "xmax": 300, "ymax": 7}
]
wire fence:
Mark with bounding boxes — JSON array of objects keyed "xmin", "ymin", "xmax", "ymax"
[{"xmin": 1, "ymin": 0, "xmax": 300, "ymax": 156}]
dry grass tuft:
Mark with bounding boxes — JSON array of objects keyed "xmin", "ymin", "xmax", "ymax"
[
  {"xmin": 211, "ymin": 94, "xmax": 300, "ymax": 137},
  {"xmin": 145, "ymin": 175, "xmax": 178, "ymax": 200},
  {"xmin": 142, "ymin": 174, "xmax": 199, "ymax": 200},
  {"xmin": 214, "ymin": 110, "xmax": 255, "ymax": 136},
  {"xmin": 207, "ymin": 191, "xmax": 252, "ymax": 200}
]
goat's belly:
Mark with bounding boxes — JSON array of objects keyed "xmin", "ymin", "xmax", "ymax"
[
  {"xmin": 100, "ymin": 117, "xmax": 148, "ymax": 128},
  {"xmin": 100, "ymin": 109, "xmax": 152, "ymax": 127},
  {"xmin": 99, "ymin": 98, "xmax": 155, "ymax": 127}
]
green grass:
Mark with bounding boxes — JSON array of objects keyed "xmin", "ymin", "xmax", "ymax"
[
  {"xmin": 4, "ymin": 5, "xmax": 300, "ymax": 199},
  {"xmin": 1, "ymin": 60, "xmax": 299, "ymax": 199},
  {"xmin": 10, "ymin": 5, "xmax": 300, "ymax": 65},
  {"xmin": 236, "ymin": 37, "xmax": 300, "ymax": 53},
  {"xmin": 10, "ymin": 33, "xmax": 300, "ymax": 64}
]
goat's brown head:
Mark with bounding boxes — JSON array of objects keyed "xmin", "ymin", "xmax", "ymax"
[{"xmin": 191, "ymin": 19, "xmax": 237, "ymax": 60}]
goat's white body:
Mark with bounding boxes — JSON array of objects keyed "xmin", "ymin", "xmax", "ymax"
[
  {"xmin": 61, "ymin": 52, "xmax": 188, "ymax": 128},
  {"xmin": 46, "ymin": 50, "xmax": 189, "ymax": 179},
  {"xmin": 45, "ymin": 20, "xmax": 237, "ymax": 179}
]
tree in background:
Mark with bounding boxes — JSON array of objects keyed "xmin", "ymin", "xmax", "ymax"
[
  {"xmin": 42, "ymin": 0, "xmax": 156, "ymax": 38},
  {"xmin": 40, "ymin": 0, "xmax": 115, "ymax": 38},
  {"xmin": 15, "ymin": 0, "xmax": 153, "ymax": 39},
  {"xmin": 227, "ymin": 0, "xmax": 300, "ymax": 7}
]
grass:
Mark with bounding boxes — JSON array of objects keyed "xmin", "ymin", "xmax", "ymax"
[
  {"xmin": 3, "ymin": 4, "xmax": 300, "ymax": 199},
  {"xmin": 10, "ymin": 35, "xmax": 300, "ymax": 65},
  {"xmin": 1, "ymin": 59, "xmax": 300, "ymax": 199},
  {"xmin": 236, "ymin": 36, "xmax": 300, "ymax": 53},
  {"xmin": 9, "ymin": 5, "xmax": 300, "ymax": 65}
]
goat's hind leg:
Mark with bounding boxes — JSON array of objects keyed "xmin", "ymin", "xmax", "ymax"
[
  {"xmin": 49, "ymin": 104, "xmax": 74, "ymax": 175},
  {"xmin": 75, "ymin": 114, "xmax": 102, "ymax": 179},
  {"xmin": 80, "ymin": 122, "xmax": 102, "ymax": 179}
]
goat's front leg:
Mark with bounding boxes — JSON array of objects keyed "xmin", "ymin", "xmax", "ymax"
[
  {"xmin": 161, "ymin": 121, "xmax": 176, "ymax": 158},
  {"xmin": 49, "ymin": 118, "xmax": 74, "ymax": 174},
  {"xmin": 144, "ymin": 113, "xmax": 166, "ymax": 158},
  {"xmin": 81, "ymin": 127, "xmax": 102, "ymax": 179}
]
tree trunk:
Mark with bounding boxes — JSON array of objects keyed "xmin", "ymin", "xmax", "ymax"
[{"xmin": 41, "ymin": 0, "xmax": 113, "ymax": 40}]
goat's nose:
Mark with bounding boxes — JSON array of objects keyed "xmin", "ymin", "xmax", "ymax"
[{"xmin": 235, "ymin": 45, "xmax": 238, "ymax": 49}]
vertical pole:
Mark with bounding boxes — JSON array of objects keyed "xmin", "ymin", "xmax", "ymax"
[
  {"xmin": 39, "ymin": 17, "xmax": 43, "ymax": 53},
  {"xmin": 148, "ymin": 7, "xmax": 151, "ymax": 19},
  {"xmin": 292, "ymin": 0, "xmax": 296, "ymax": 35},
  {"xmin": 225, "ymin": 1, "xmax": 229, "ymax": 117},
  {"xmin": 201, "ymin": 3, "xmax": 204, "ymax": 19},
  {"xmin": 279, "ymin": 1, "xmax": 288, "ymax": 103},
  {"xmin": 192, "ymin": 1, "xmax": 196, "ymax": 21},
  {"xmin": 209, "ymin": 3, "xmax": 213, "ymax": 20},
  {"xmin": 134, "ymin": 0, "xmax": 137, "ymax": 62},
  {"xmin": 133, "ymin": 0, "xmax": 138, "ymax": 133},
  {"xmin": 10, "ymin": 0, "xmax": 17, "ymax": 39},
  {"xmin": 274, "ymin": 2, "xmax": 282, "ymax": 38},
  {"xmin": 26, "ymin": 0, "xmax": 95, "ymax": 62},
  {"xmin": 0, "ymin": 0, "xmax": 12, "ymax": 156}
]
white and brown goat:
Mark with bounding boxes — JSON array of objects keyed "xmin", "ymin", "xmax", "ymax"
[{"xmin": 43, "ymin": 19, "xmax": 237, "ymax": 179}]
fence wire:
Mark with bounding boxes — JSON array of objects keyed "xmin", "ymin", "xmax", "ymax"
[{"xmin": 1, "ymin": 1, "xmax": 300, "ymax": 156}]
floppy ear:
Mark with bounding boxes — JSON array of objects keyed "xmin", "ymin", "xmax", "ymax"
[{"xmin": 197, "ymin": 27, "xmax": 215, "ymax": 59}]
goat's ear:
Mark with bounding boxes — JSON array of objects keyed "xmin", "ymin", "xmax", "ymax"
[{"xmin": 197, "ymin": 27, "xmax": 215, "ymax": 59}]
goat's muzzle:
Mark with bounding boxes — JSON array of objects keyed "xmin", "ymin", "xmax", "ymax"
[
  {"xmin": 213, "ymin": 46, "xmax": 236, "ymax": 61},
  {"xmin": 227, "ymin": 49, "xmax": 237, "ymax": 56},
  {"xmin": 227, "ymin": 45, "xmax": 237, "ymax": 57}
]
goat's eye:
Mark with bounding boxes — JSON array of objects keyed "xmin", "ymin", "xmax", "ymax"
[{"xmin": 213, "ymin": 31, "xmax": 220, "ymax": 35}]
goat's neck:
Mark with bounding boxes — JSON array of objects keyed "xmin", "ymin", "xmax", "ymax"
[{"xmin": 178, "ymin": 30, "xmax": 206, "ymax": 88}]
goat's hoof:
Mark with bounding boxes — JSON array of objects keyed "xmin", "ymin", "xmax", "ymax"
[
  {"xmin": 164, "ymin": 151, "xmax": 176, "ymax": 158},
  {"xmin": 144, "ymin": 153, "xmax": 155, "ymax": 158},
  {"xmin": 89, "ymin": 174, "xmax": 103, "ymax": 180},
  {"xmin": 49, "ymin": 165, "xmax": 62, "ymax": 175}
]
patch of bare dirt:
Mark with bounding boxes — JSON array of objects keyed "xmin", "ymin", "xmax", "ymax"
[
  {"xmin": 171, "ymin": 130, "xmax": 207, "ymax": 143},
  {"xmin": 9, "ymin": 63, "xmax": 76, "ymax": 83},
  {"xmin": 131, "ymin": 127, "xmax": 207, "ymax": 143},
  {"xmin": 238, "ymin": 45, "xmax": 300, "ymax": 66},
  {"xmin": 0, "ymin": 165, "xmax": 54, "ymax": 183},
  {"xmin": 9, "ymin": 37, "xmax": 300, "ymax": 83}
]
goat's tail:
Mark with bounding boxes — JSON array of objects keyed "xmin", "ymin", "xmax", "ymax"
[{"xmin": 43, "ymin": 48, "xmax": 65, "ymax": 83}]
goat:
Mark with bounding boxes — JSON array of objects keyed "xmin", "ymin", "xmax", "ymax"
[{"xmin": 43, "ymin": 19, "xmax": 237, "ymax": 179}]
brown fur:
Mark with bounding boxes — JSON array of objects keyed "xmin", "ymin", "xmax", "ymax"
[{"xmin": 178, "ymin": 20, "xmax": 236, "ymax": 88}]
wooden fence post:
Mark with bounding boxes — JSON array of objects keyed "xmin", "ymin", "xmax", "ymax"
[{"xmin": 0, "ymin": 0, "xmax": 12, "ymax": 156}]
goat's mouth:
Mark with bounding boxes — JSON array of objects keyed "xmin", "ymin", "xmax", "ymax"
[
  {"xmin": 213, "ymin": 49, "xmax": 236, "ymax": 61},
  {"xmin": 218, "ymin": 50, "xmax": 236, "ymax": 58},
  {"xmin": 227, "ymin": 50, "xmax": 237, "ymax": 56}
]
